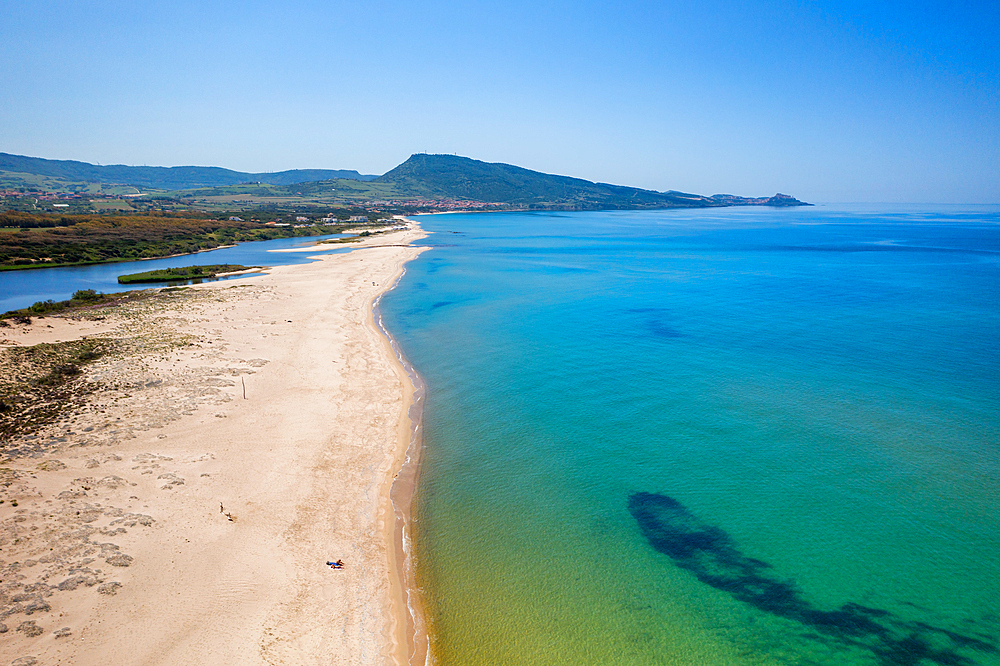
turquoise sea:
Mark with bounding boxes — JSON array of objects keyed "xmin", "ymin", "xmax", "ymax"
[{"xmin": 379, "ymin": 205, "xmax": 1000, "ymax": 666}]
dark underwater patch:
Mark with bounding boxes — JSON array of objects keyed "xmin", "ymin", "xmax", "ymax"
[
  {"xmin": 628, "ymin": 492, "xmax": 996, "ymax": 665},
  {"xmin": 624, "ymin": 307, "xmax": 683, "ymax": 339},
  {"xmin": 645, "ymin": 321, "xmax": 683, "ymax": 338}
]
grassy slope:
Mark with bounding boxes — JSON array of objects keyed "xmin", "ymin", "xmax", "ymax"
[
  {"xmin": 374, "ymin": 154, "xmax": 719, "ymax": 209},
  {"xmin": 169, "ymin": 156, "xmax": 723, "ymax": 210},
  {"xmin": 2, "ymin": 152, "xmax": 809, "ymax": 212},
  {"xmin": 0, "ymin": 153, "xmax": 376, "ymax": 190}
]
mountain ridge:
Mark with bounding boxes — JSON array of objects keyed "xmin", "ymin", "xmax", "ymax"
[
  {"xmin": 0, "ymin": 153, "xmax": 377, "ymax": 190},
  {"xmin": 375, "ymin": 154, "xmax": 809, "ymax": 209},
  {"xmin": 0, "ymin": 151, "xmax": 810, "ymax": 210}
]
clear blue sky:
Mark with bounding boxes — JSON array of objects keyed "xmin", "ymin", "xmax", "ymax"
[{"xmin": 1, "ymin": 0, "xmax": 997, "ymax": 202}]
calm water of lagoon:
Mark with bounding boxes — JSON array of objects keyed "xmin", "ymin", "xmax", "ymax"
[{"xmin": 0, "ymin": 233, "xmax": 353, "ymax": 312}]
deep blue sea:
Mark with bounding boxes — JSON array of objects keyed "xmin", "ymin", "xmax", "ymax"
[
  {"xmin": 379, "ymin": 205, "xmax": 1000, "ymax": 665},
  {"xmin": 0, "ymin": 233, "xmax": 353, "ymax": 313}
]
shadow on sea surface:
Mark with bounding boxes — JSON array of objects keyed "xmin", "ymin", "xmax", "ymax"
[{"xmin": 628, "ymin": 492, "xmax": 996, "ymax": 665}]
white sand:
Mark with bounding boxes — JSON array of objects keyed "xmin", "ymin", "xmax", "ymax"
[{"xmin": 0, "ymin": 223, "xmax": 429, "ymax": 665}]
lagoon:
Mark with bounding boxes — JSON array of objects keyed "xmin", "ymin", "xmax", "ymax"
[{"xmin": 0, "ymin": 234, "xmax": 353, "ymax": 313}]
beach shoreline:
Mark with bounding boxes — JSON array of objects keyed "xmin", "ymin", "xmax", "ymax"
[
  {"xmin": 0, "ymin": 221, "xmax": 430, "ymax": 664},
  {"xmin": 374, "ymin": 265, "xmax": 431, "ymax": 666}
]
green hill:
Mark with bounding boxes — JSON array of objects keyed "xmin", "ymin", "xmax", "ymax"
[
  {"xmin": 374, "ymin": 154, "xmax": 723, "ymax": 209},
  {"xmin": 0, "ymin": 153, "xmax": 377, "ymax": 190},
  {"xmin": 0, "ymin": 151, "xmax": 810, "ymax": 211}
]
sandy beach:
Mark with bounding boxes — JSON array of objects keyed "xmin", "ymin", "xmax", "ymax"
[{"xmin": 0, "ymin": 223, "xmax": 429, "ymax": 665}]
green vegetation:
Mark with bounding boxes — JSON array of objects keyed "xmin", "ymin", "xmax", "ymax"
[
  {"xmin": 2, "ymin": 289, "xmax": 121, "ymax": 318},
  {"xmin": 371, "ymin": 154, "xmax": 750, "ymax": 209},
  {"xmin": 322, "ymin": 236, "xmax": 364, "ymax": 244},
  {"xmin": 0, "ymin": 212, "xmax": 368, "ymax": 269},
  {"xmin": 160, "ymin": 179, "xmax": 417, "ymax": 213},
  {"xmin": 0, "ymin": 152, "xmax": 376, "ymax": 190},
  {"xmin": 1, "ymin": 151, "xmax": 809, "ymax": 218},
  {"xmin": 158, "ymin": 157, "xmax": 735, "ymax": 211},
  {"xmin": 118, "ymin": 264, "xmax": 255, "ymax": 284},
  {"xmin": 0, "ymin": 337, "xmax": 115, "ymax": 440}
]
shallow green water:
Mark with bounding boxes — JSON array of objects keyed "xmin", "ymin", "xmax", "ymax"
[{"xmin": 380, "ymin": 205, "xmax": 1000, "ymax": 665}]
